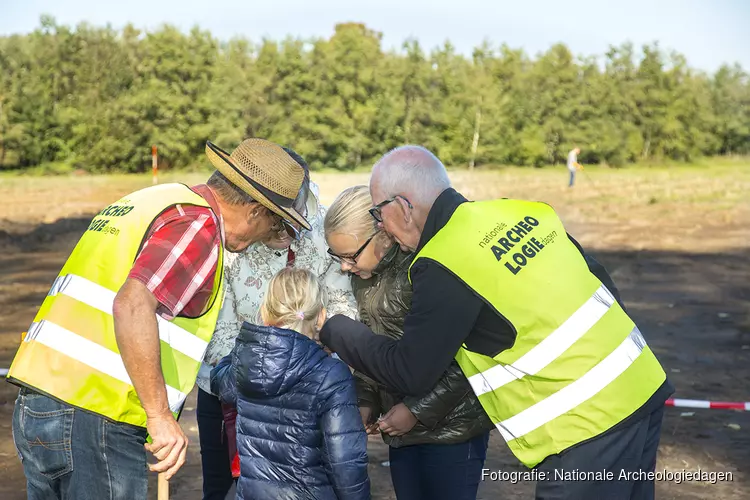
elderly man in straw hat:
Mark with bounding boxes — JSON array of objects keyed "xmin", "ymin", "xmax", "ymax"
[{"xmin": 7, "ymin": 138, "xmax": 309, "ymax": 500}]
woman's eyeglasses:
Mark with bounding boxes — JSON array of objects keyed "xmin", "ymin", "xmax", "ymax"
[{"xmin": 327, "ymin": 235, "xmax": 374, "ymax": 265}]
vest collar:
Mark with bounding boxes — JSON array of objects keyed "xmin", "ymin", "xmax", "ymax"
[{"xmin": 416, "ymin": 188, "xmax": 468, "ymax": 254}]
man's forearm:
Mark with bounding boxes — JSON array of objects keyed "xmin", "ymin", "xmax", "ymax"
[
  {"xmin": 322, "ymin": 262, "xmax": 483, "ymax": 397},
  {"xmin": 320, "ymin": 316, "xmax": 406, "ymax": 389},
  {"xmin": 321, "ymin": 315, "xmax": 448, "ymax": 396},
  {"xmin": 113, "ymin": 279, "xmax": 171, "ymax": 418}
]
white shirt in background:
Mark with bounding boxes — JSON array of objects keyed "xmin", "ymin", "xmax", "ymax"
[{"xmin": 567, "ymin": 150, "xmax": 578, "ymax": 172}]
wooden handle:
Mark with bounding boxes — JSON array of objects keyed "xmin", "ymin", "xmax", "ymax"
[{"xmin": 157, "ymin": 473, "xmax": 169, "ymax": 500}]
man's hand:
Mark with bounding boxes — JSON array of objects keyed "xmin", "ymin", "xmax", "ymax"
[
  {"xmin": 113, "ymin": 279, "xmax": 187, "ymax": 478},
  {"xmin": 360, "ymin": 406, "xmax": 372, "ymax": 427},
  {"xmin": 359, "ymin": 406, "xmax": 380, "ymax": 435},
  {"xmin": 378, "ymin": 403, "xmax": 418, "ymax": 436},
  {"xmin": 145, "ymin": 413, "xmax": 188, "ymax": 480}
]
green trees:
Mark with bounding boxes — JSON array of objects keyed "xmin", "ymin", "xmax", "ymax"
[
  {"xmin": 712, "ymin": 64, "xmax": 750, "ymax": 156},
  {"xmin": 0, "ymin": 17, "xmax": 747, "ymax": 172}
]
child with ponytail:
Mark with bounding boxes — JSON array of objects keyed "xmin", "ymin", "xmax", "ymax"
[{"xmin": 211, "ymin": 268, "xmax": 370, "ymax": 500}]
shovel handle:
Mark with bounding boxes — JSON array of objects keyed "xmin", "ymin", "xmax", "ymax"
[{"xmin": 158, "ymin": 473, "xmax": 169, "ymax": 500}]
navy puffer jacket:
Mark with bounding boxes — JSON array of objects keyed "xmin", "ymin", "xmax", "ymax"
[{"xmin": 211, "ymin": 322, "xmax": 370, "ymax": 500}]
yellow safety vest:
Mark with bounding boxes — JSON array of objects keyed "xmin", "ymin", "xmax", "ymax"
[
  {"xmin": 7, "ymin": 183, "xmax": 224, "ymax": 428},
  {"xmin": 410, "ymin": 199, "xmax": 666, "ymax": 467}
]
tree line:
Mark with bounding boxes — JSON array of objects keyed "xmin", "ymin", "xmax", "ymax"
[{"xmin": 0, "ymin": 17, "xmax": 748, "ymax": 172}]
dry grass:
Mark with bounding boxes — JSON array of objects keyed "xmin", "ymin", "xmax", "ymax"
[{"xmin": 1, "ymin": 163, "xmax": 748, "ymax": 251}]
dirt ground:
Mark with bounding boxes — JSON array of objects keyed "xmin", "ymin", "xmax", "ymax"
[{"xmin": 0, "ymin": 164, "xmax": 748, "ymax": 499}]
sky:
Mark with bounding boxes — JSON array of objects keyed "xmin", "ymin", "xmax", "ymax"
[{"xmin": 1, "ymin": 0, "xmax": 748, "ymax": 72}]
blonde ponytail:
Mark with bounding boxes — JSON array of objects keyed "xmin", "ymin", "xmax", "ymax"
[{"xmin": 260, "ymin": 268, "xmax": 327, "ymax": 338}]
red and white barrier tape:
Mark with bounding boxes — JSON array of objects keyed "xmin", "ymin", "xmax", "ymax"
[{"xmin": 665, "ymin": 398, "xmax": 750, "ymax": 411}]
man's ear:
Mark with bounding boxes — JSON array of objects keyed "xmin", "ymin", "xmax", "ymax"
[
  {"xmin": 248, "ymin": 202, "xmax": 263, "ymax": 218},
  {"xmin": 398, "ymin": 197, "xmax": 413, "ymax": 223}
]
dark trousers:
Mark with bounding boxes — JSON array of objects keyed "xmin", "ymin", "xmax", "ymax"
[
  {"xmin": 535, "ymin": 406, "xmax": 664, "ymax": 500},
  {"xmin": 197, "ymin": 388, "xmax": 234, "ymax": 500},
  {"xmin": 389, "ymin": 431, "xmax": 490, "ymax": 500}
]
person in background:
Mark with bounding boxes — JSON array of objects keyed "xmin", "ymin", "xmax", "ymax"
[
  {"xmin": 195, "ymin": 148, "xmax": 358, "ymax": 500},
  {"xmin": 567, "ymin": 146, "xmax": 582, "ymax": 187},
  {"xmin": 325, "ymin": 186, "xmax": 493, "ymax": 500},
  {"xmin": 211, "ymin": 267, "xmax": 370, "ymax": 500},
  {"xmin": 8, "ymin": 138, "xmax": 309, "ymax": 500},
  {"xmin": 321, "ymin": 145, "xmax": 673, "ymax": 500}
]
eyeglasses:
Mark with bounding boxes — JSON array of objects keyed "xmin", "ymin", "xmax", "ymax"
[
  {"xmin": 268, "ymin": 212, "xmax": 301, "ymax": 241},
  {"xmin": 327, "ymin": 235, "xmax": 374, "ymax": 265},
  {"xmin": 369, "ymin": 195, "xmax": 412, "ymax": 223},
  {"xmin": 276, "ymin": 220, "xmax": 302, "ymax": 241}
]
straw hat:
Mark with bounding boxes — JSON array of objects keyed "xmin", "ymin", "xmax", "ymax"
[{"xmin": 205, "ymin": 138, "xmax": 311, "ymax": 230}]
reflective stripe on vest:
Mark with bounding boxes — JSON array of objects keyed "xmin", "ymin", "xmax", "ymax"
[
  {"xmin": 411, "ymin": 198, "xmax": 666, "ymax": 467},
  {"xmin": 26, "ymin": 320, "xmax": 187, "ymax": 413},
  {"xmin": 46, "ymin": 274, "xmax": 209, "ymax": 362},
  {"xmin": 493, "ymin": 326, "xmax": 645, "ymax": 442},
  {"xmin": 8, "ymin": 184, "xmax": 224, "ymax": 428},
  {"xmin": 466, "ymin": 284, "xmax": 616, "ymax": 396}
]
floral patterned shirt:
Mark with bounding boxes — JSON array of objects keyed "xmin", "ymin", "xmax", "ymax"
[{"xmin": 196, "ymin": 182, "xmax": 358, "ymax": 394}]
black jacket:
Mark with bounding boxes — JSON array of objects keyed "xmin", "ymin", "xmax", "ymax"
[
  {"xmin": 321, "ymin": 189, "xmax": 673, "ymax": 435},
  {"xmin": 351, "ymin": 246, "xmax": 493, "ymax": 447}
]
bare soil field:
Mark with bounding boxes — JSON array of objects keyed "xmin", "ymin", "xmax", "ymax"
[{"xmin": 0, "ymin": 164, "xmax": 748, "ymax": 499}]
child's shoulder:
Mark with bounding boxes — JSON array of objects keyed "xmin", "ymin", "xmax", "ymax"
[
  {"xmin": 314, "ymin": 352, "xmax": 351, "ymax": 377},
  {"xmin": 314, "ymin": 356, "xmax": 355, "ymax": 391},
  {"xmin": 312, "ymin": 357, "xmax": 357, "ymax": 412}
]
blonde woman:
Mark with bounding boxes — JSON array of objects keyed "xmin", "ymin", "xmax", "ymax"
[
  {"xmin": 211, "ymin": 268, "xmax": 370, "ymax": 500},
  {"xmin": 325, "ymin": 186, "xmax": 493, "ymax": 500}
]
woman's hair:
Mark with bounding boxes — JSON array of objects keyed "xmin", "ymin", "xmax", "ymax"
[
  {"xmin": 260, "ymin": 268, "xmax": 327, "ymax": 338},
  {"xmin": 324, "ymin": 185, "xmax": 378, "ymax": 242}
]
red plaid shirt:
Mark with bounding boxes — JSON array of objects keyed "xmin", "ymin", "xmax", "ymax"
[{"xmin": 127, "ymin": 185, "xmax": 223, "ymax": 320}]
